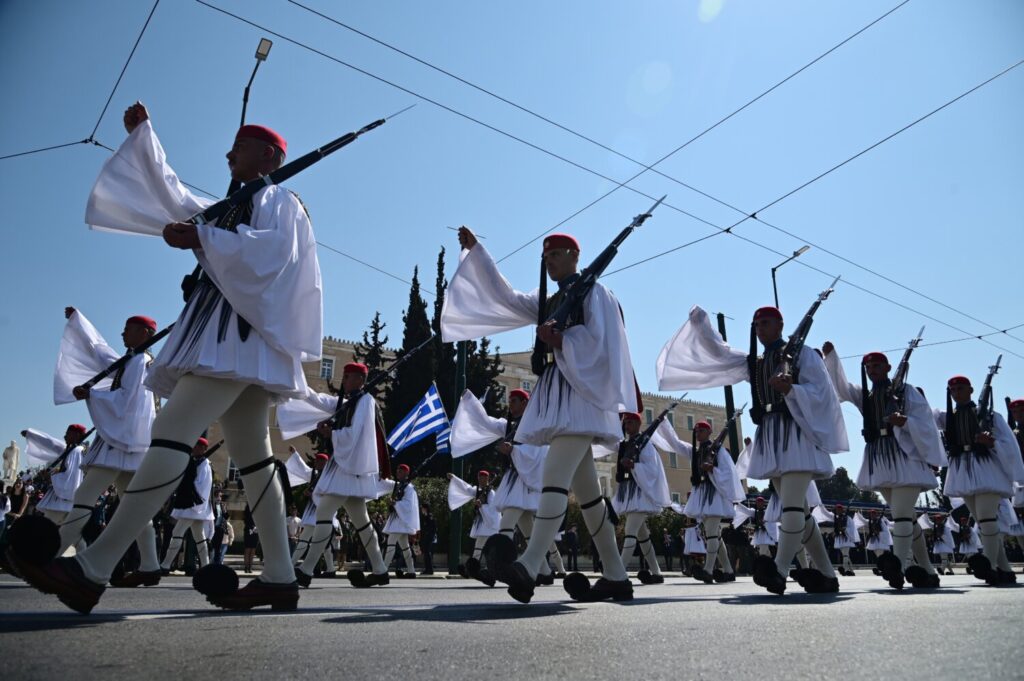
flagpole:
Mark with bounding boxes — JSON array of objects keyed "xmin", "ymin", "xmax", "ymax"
[{"xmin": 448, "ymin": 340, "xmax": 467, "ymax": 575}]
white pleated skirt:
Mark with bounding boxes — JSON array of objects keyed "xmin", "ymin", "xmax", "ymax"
[
  {"xmin": 314, "ymin": 462, "xmax": 380, "ymax": 502},
  {"xmin": 516, "ymin": 364, "xmax": 622, "ymax": 447},
  {"xmin": 492, "ymin": 469, "xmax": 540, "ymax": 513},
  {"xmin": 943, "ymin": 453, "xmax": 1014, "ymax": 497},
  {"xmin": 856, "ymin": 438, "xmax": 938, "ymax": 492},
  {"xmin": 744, "ymin": 414, "xmax": 834, "ymax": 480},
  {"xmin": 36, "ymin": 490, "xmax": 73, "ymax": 514},
  {"xmin": 612, "ymin": 479, "xmax": 662, "ymax": 515},
  {"xmin": 683, "ymin": 480, "xmax": 736, "ymax": 520},
  {"xmin": 82, "ymin": 437, "xmax": 144, "ymax": 473}
]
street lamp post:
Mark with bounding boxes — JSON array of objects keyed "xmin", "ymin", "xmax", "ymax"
[
  {"xmin": 771, "ymin": 245, "xmax": 810, "ymax": 308},
  {"xmin": 448, "ymin": 341, "xmax": 468, "ymax": 574}
]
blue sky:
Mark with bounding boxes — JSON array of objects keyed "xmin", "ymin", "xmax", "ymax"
[{"xmin": 1, "ymin": 0, "xmax": 1021, "ymax": 481}]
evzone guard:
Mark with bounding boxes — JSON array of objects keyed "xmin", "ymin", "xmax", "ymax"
[
  {"xmin": 379, "ymin": 463, "xmax": 420, "ymax": 579},
  {"xmin": 937, "ymin": 366, "xmax": 1024, "ymax": 585},
  {"xmin": 160, "ymin": 438, "xmax": 216, "ymax": 574},
  {"xmin": 18, "ymin": 426, "xmax": 88, "ymax": 527},
  {"xmin": 657, "ymin": 299, "xmax": 849, "ymax": 595},
  {"xmin": 448, "ymin": 469, "xmax": 500, "ymax": 585},
  {"xmin": 450, "ymin": 388, "xmax": 559, "ymax": 586},
  {"xmin": 277, "ymin": 362, "xmax": 393, "ymax": 589},
  {"xmin": 443, "ymin": 223, "xmax": 646, "ymax": 604},
  {"xmin": 822, "ymin": 337, "xmax": 946, "ymax": 589},
  {"xmin": 288, "ymin": 452, "xmax": 335, "ymax": 573},
  {"xmin": 813, "ymin": 503, "xmax": 859, "ymax": 576},
  {"xmin": 47, "ymin": 308, "xmax": 164, "ymax": 588},
  {"xmin": 920, "ymin": 512, "xmax": 956, "ymax": 575},
  {"xmin": 12, "ymin": 103, "xmax": 323, "ymax": 613},
  {"xmin": 733, "ymin": 496, "xmax": 777, "ymax": 558},
  {"xmin": 610, "ymin": 411, "xmax": 671, "ymax": 585}
]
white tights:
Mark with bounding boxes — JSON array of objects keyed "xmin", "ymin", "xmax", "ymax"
[
  {"xmin": 161, "ymin": 518, "xmax": 209, "ymax": 569},
  {"xmin": 76, "ymin": 376, "xmax": 293, "ymax": 584},
  {"xmin": 383, "ymin": 533, "xmax": 415, "ymax": 575},
  {"xmin": 963, "ymin": 493, "xmax": 1011, "ymax": 571},
  {"xmin": 58, "ymin": 466, "xmax": 160, "ymax": 572},
  {"xmin": 299, "ymin": 494, "xmax": 384, "ymax": 577},
  {"xmin": 499, "ymin": 508, "xmax": 550, "ymax": 575},
  {"xmin": 620, "ymin": 513, "xmax": 661, "ymax": 575},
  {"xmin": 516, "ymin": 435, "xmax": 626, "ymax": 581},
  {"xmin": 772, "ymin": 473, "xmax": 836, "ymax": 579}
]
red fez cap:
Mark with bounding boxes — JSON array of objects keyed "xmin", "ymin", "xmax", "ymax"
[
  {"xmin": 947, "ymin": 375, "xmax": 971, "ymax": 388},
  {"xmin": 236, "ymin": 124, "xmax": 287, "ymax": 154},
  {"xmin": 196, "ymin": 437, "xmax": 209, "ymax": 447},
  {"xmin": 862, "ymin": 352, "xmax": 889, "ymax": 365},
  {"xmin": 509, "ymin": 389, "xmax": 530, "ymax": 401},
  {"xmin": 694, "ymin": 420, "xmax": 712, "ymax": 431},
  {"xmin": 932, "ymin": 513, "xmax": 943, "ymax": 520},
  {"xmin": 397, "ymin": 464, "xmax": 410, "ymax": 474},
  {"xmin": 835, "ymin": 503, "xmax": 845, "ymax": 509},
  {"xmin": 1008, "ymin": 399, "xmax": 1024, "ymax": 410},
  {"xmin": 68, "ymin": 424, "xmax": 87, "ymax": 435},
  {"xmin": 755, "ymin": 496, "xmax": 765, "ymax": 503},
  {"xmin": 753, "ymin": 306, "xmax": 783, "ymax": 322},
  {"xmin": 477, "ymin": 470, "xmax": 490, "ymax": 477},
  {"xmin": 343, "ymin": 362, "xmax": 369, "ymax": 377},
  {"xmin": 869, "ymin": 508, "xmax": 878, "ymax": 515},
  {"xmin": 542, "ymin": 233, "xmax": 580, "ymax": 253},
  {"xmin": 126, "ymin": 315, "xmax": 157, "ymax": 332},
  {"xmin": 622, "ymin": 412, "xmax": 642, "ymax": 423},
  {"xmin": 315, "ymin": 452, "xmax": 330, "ymax": 461}
]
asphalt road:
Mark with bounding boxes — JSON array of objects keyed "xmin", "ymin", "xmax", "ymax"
[{"xmin": 1, "ymin": 572, "xmax": 1021, "ymax": 681}]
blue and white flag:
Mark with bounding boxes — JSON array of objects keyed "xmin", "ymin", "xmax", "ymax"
[{"xmin": 388, "ymin": 383, "xmax": 451, "ymax": 455}]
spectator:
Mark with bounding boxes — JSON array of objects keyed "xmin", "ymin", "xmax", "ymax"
[
  {"xmin": 218, "ymin": 515, "xmax": 235, "ymax": 565},
  {"xmin": 286, "ymin": 505, "xmax": 301, "ymax": 556},
  {"xmin": 663, "ymin": 531, "xmax": 674, "ymax": 571},
  {"xmin": 7, "ymin": 479, "xmax": 30, "ymax": 522},
  {"xmin": 564, "ymin": 524, "xmax": 579, "ymax": 572},
  {"xmin": 209, "ymin": 492, "xmax": 229, "ymax": 564},
  {"xmin": 419, "ymin": 502, "xmax": 437, "ymax": 575},
  {"xmin": 243, "ymin": 503, "xmax": 259, "ymax": 574}
]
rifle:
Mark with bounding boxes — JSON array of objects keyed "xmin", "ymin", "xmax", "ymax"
[
  {"xmin": 33, "ymin": 428, "xmax": 95, "ymax": 486},
  {"xmin": 976, "ymin": 355, "xmax": 1002, "ymax": 433},
  {"xmin": 331, "ymin": 335, "xmax": 434, "ymax": 427},
  {"xmin": 616, "ymin": 397, "xmax": 683, "ymax": 483},
  {"xmin": 774, "ymin": 275, "xmax": 840, "ymax": 380},
  {"xmin": 546, "ymin": 196, "xmax": 665, "ymax": 331},
  {"xmin": 699, "ymin": 404, "xmax": 748, "ymax": 474},
  {"xmin": 391, "ymin": 449, "xmax": 442, "ymax": 503},
  {"xmin": 76, "ymin": 326, "xmax": 174, "ymax": 391},
  {"xmin": 885, "ymin": 325, "xmax": 925, "ymax": 418},
  {"xmin": 184, "ymin": 106, "xmax": 413, "ymax": 230}
]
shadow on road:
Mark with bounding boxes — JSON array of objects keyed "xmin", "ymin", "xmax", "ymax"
[
  {"xmin": 717, "ymin": 592, "xmax": 855, "ymax": 605},
  {"xmin": 320, "ymin": 601, "xmax": 576, "ymax": 624}
]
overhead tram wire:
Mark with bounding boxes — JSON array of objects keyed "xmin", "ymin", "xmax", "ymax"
[
  {"xmin": 89, "ymin": 0, "xmax": 161, "ymax": 139},
  {"xmin": 285, "ymin": 0, "xmax": 911, "ymax": 260},
  {"xmin": 2, "ymin": 1, "xmax": 159, "ymax": 161},
  {"xmin": 291, "ymin": 0, "xmax": 1024, "ymax": 351},
  {"xmin": 196, "ymin": 2, "xmax": 1024, "ymax": 359},
  {"xmin": 838, "ymin": 321, "xmax": 1024, "ymax": 361}
]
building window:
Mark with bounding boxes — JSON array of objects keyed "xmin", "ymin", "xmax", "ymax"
[
  {"xmin": 520, "ymin": 380, "xmax": 532, "ymax": 392},
  {"xmin": 227, "ymin": 460, "xmax": 241, "ymax": 483},
  {"xmin": 666, "ymin": 412, "xmax": 674, "ymax": 426},
  {"xmin": 644, "ymin": 408, "xmax": 654, "ymax": 425},
  {"xmin": 668, "ymin": 451, "xmax": 678, "ymax": 469},
  {"xmin": 320, "ymin": 357, "xmax": 335, "ymax": 380},
  {"xmin": 671, "ymin": 492, "xmax": 681, "ymax": 503},
  {"xmin": 707, "ymin": 417, "xmax": 714, "ymax": 430},
  {"xmin": 686, "ymin": 414, "xmax": 694, "ymax": 430}
]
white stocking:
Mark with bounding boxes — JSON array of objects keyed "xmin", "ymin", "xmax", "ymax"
[
  {"xmin": 702, "ymin": 517, "xmax": 722, "ymax": 573},
  {"xmin": 964, "ymin": 493, "xmax": 1011, "ymax": 571},
  {"xmin": 548, "ymin": 541, "xmax": 565, "ymax": 573},
  {"xmin": 773, "ymin": 472, "xmax": 814, "ymax": 578},
  {"xmin": 191, "ymin": 523, "xmax": 210, "ymax": 567},
  {"xmin": 717, "ymin": 536, "xmax": 732, "ymax": 574},
  {"xmin": 620, "ymin": 513, "xmax": 647, "ymax": 571},
  {"xmin": 880, "ymin": 486, "xmax": 918, "ymax": 570},
  {"xmin": 342, "ymin": 496, "xmax": 386, "ymax": 575}
]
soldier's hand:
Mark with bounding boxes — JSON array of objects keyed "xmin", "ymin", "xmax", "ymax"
[
  {"xmin": 886, "ymin": 413, "xmax": 907, "ymax": 428},
  {"xmin": 976, "ymin": 432, "xmax": 996, "ymax": 447},
  {"xmin": 822, "ymin": 341, "xmax": 835, "ymax": 356},
  {"xmin": 768, "ymin": 374, "xmax": 792, "ymax": 395},
  {"xmin": 317, "ymin": 421, "xmax": 333, "ymax": 438},
  {"xmin": 457, "ymin": 226, "xmax": 478, "ymax": 251},
  {"xmin": 65, "ymin": 306, "xmax": 77, "ymax": 320},
  {"xmin": 72, "ymin": 385, "xmax": 90, "ymax": 400},
  {"xmin": 496, "ymin": 442, "xmax": 513, "ymax": 456},
  {"xmin": 124, "ymin": 101, "xmax": 149, "ymax": 134},
  {"xmin": 162, "ymin": 222, "xmax": 200, "ymax": 250},
  {"xmin": 446, "ymin": 472, "xmax": 454, "ymax": 480},
  {"xmin": 536, "ymin": 320, "xmax": 563, "ymax": 349}
]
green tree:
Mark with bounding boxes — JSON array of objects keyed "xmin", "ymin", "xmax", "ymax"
[{"xmin": 352, "ymin": 311, "xmax": 391, "ymax": 403}]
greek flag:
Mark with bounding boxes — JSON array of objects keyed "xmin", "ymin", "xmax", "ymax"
[{"xmin": 388, "ymin": 383, "xmax": 451, "ymax": 455}]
